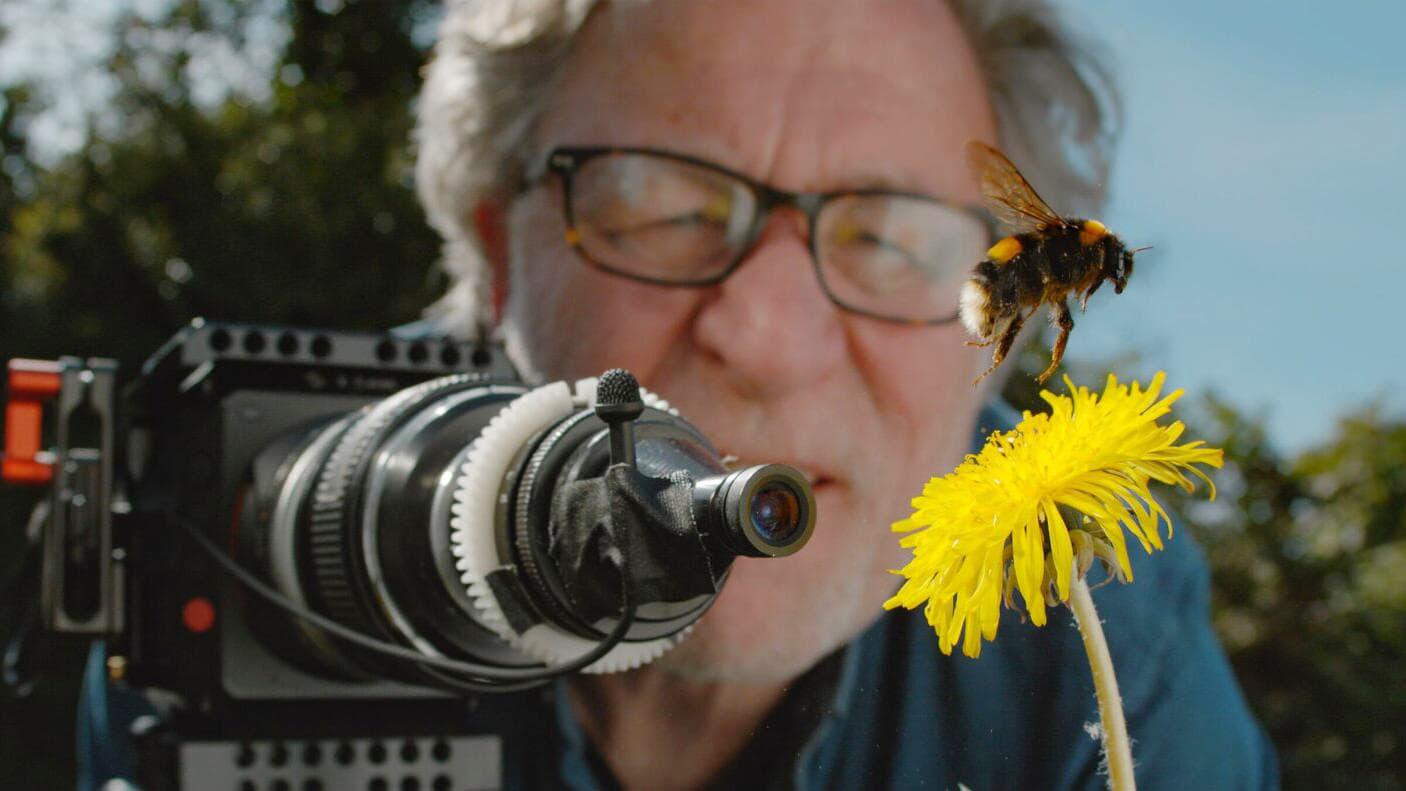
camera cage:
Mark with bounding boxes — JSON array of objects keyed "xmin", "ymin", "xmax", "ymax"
[{"xmin": 1, "ymin": 319, "xmax": 816, "ymax": 790}]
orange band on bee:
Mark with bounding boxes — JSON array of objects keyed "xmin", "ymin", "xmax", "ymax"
[
  {"xmin": 986, "ymin": 236, "xmax": 1023, "ymax": 264},
  {"xmin": 1079, "ymin": 220, "xmax": 1108, "ymax": 246}
]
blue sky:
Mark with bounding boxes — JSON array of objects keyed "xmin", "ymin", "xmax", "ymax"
[{"xmin": 1068, "ymin": 0, "xmax": 1406, "ymax": 453}]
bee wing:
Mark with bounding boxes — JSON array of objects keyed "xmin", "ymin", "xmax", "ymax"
[{"xmin": 965, "ymin": 141, "xmax": 1068, "ymax": 233}]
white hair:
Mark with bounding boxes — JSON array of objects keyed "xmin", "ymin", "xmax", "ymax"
[{"xmin": 414, "ymin": 0, "xmax": 1120, "ymax": 338}]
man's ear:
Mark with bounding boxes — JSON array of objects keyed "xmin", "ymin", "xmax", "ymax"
[{"xmin": 472, "ymin": 199, "xmax": 509, "ymax": 325}]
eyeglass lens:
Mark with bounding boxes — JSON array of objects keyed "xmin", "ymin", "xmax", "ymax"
[{"xmin": 566, "ymin": 150, "xmax": 989, "ymax": 323}]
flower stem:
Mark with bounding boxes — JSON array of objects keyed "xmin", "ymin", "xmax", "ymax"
[{"xmin": 1070, "ymin": 575, "xmax": 1136, "ymax": 791}]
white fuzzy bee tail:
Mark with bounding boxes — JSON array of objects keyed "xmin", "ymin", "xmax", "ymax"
[{"xmin": 959, "ymin": 279, "xmax": 991, "ymax": 338}]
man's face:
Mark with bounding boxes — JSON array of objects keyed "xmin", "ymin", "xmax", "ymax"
[{"xmin": 499, "ymin": 0, "xmax": 998, "ymax": 682}]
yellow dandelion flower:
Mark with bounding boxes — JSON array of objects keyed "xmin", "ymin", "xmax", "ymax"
[{"xmin": 884, "ymin": 372, "xmax": 1223, "ymax": 658}]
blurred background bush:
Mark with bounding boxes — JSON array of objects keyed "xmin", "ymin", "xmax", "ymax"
[{"xmin": 1, "ymin": 1, "xmax": 1402, "ymax": 788}]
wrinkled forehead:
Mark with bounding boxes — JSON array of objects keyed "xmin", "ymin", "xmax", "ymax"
[{"xmin": 534, "ymin": 0, "xmax": 995, "ymax": 199}]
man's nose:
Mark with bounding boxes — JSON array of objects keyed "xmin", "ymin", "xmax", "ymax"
[{"xmin": 691, "ymin": 208, "xmax": 847, "ymax": 394}]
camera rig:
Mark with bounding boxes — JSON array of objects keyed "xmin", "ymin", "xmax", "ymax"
[{"xmin": 1, "ymin": 320, "xmax": 815, "ymax": 790}]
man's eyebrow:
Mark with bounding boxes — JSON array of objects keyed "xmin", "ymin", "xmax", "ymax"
[
  {"xmin": 846, "ymin": 172, "xmax": 906, "ymax": 191},
  {"xmin": 834, "ymin": 171, "xmax": 939, "ymax": 195}
]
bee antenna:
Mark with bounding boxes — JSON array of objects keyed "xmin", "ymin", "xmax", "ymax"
[{"xmin": 1130, "ymin": 245, "xmax": 1154, "ymax": 254}]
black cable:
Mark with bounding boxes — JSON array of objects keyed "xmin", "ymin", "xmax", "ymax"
[
  {"xmin": 1, "ymin": 608, "xmax": 40, "ymax": 698},
  {"xmin": 1, "ymin": 509, "xmax": 50, "ymax": 698},
  {"xmin": 170, "ymin": 512, "xmax": 635, "ymax": 691}
]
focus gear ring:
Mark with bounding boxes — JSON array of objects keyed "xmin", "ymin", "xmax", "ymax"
[{"xmin": 449, "ymin": 378, "xmax": 691, "ymax": 673}]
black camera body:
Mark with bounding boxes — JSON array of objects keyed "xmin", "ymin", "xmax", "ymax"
[
  {"xmin": 29, "ymin": 322, "xmax": 535, "ymax": 789},
  {"xmin": 128, "ymin": 324, "xmax": 513, "ymax": 704},
  {"xmin": 3, "ymin": 319, "xmax": 816, "ymax": 789}
]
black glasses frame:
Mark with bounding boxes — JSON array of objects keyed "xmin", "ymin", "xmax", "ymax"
[{"xmin": 544, "ymin": 145, "xmax": 992, "ymax": 326}]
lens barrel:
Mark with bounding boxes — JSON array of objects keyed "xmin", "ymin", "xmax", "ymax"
[
  {"xmin": 693, "ymin": 464, "xmax": 816, "ymax": 558},
  {"xmin": 244, "ymin": 373, "xmax": 817, "ymax": 689}
]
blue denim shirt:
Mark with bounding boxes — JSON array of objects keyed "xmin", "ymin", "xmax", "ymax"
[
  {"xmin": 547, "ymin": 528, "xmax": 1278, "ymax": 790},
  {"xmin": 79, "ymin": 397, "xmax": 1279, "ymax": 789}
]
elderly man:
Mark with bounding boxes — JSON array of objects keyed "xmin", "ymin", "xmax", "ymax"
[{"xmin": 412, "ymin": 0, "xmax": 1276, "ymax": 788}]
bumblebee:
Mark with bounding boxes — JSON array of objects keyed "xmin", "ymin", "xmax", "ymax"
[{"xmin": 960, "ymin": 141, "xmax": 1145, "ymax": 385}]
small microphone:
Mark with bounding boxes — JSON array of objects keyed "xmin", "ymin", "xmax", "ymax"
[{"xmin": 594, "ymin": 369, "xmax": 644, "ymax": 468}]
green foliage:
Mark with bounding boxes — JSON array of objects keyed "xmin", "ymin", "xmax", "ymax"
[
  {"xmin": 0, "ymin": 0, "xmax": 441, "ymax": 368},
  {"xmin": 1169, "ymin": 397, "xmax": 1406, "ymax": 788}
]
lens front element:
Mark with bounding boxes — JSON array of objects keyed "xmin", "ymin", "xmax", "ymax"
[
  {"xmin": 711, "ymin": 464, "xmax": 815, "ymax": 558},
  {"xmin": 750, "ymin": 480, "xmax": 804, "ymax": 546}
]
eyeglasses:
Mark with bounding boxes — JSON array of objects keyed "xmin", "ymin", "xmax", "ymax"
[{"xmin": 541, "ymin": 146, "xmax": 993, "ymax": 325}]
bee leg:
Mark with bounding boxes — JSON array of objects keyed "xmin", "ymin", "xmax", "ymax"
[
  {"xmin": 972, "ymin": 311, "xmax": 1028, "ymax": 386},
  {"xmin": 1080, "ymin": 280, "xmax": 1102, "ymax": 311},
  {"xmin": 967, "ymin": 292, "xmax": 1023, "ymax": 348},
  {"xmin": 1035, "ymin": 301, "xmax": 1074, "ymax": 384}
]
